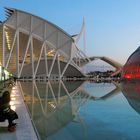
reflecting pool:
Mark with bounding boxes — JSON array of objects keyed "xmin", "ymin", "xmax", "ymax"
[{"xmin": 18, "ymin": 80, "xmax": 140, "ymax": 140}]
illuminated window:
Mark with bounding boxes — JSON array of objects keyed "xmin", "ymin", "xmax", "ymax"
[{"xmin": 0, "ymin": 66, "xmax": 12, "ymax": 81}]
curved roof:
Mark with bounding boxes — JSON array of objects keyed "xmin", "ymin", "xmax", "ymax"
[
  {"xmin": 4, "ymin": 7, "xmax": 74, "ymax": 41},
  {"xmin": 3, "ymin": 7, "xmax": 74, "ymax": 59}
]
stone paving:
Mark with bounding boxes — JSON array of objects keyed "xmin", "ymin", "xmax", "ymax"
[{"xmin": 0, "ymin": 83, "xmax": 38, "ymax": 140}]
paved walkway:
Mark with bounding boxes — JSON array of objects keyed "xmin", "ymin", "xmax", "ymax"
[{"xmin": 0, "ymin": 83, "xmax": 38, "ymax": 140}]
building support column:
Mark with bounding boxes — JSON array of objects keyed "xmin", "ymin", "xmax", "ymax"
[
  {"xmin": 34, "ymin": 42, "xmax": 45, "ymax": 79},
  {"xmin": 48, "ymin": 52, "xmax": 57, "ymax": 78},
  {"xmin": 16, "ymin": 30, "xmax": 19, "ymax": 77},
  {"xmin": 2, "ymin": 25, "xmax": 5, "ymax": 67},
  {"xmin": 19, "ymin": 36, "xmax": 31, "ymax": 77},
  {"xmin": 60, "ymin": 59, "xmax": 71, "ymax": 79},
  {"xmin": 57, "ymin": 54, "xmax": 61, "ymax": 79},
  {"xmin": 30, "ymin": 37, "xmax": 34, "ymax": 79},
  {"xmin": 6, "ymin": 31, "xmax": 17, "ymax": 69},
  {"xmin": 44, "ymin": 44, "xmax": 48, "ymax": 78}
]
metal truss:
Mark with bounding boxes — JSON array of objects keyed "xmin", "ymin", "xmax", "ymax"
[{"xmin": 1, "ymin": 8, "xmax": 87, "ymax": 80}]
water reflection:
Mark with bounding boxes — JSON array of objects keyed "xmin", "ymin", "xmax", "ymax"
[
  {"xmin": 121, "ymin": 81, "xmax": 140, "ymax": 115},
  {"xmin": 94, "ymin": 82, "xmax": 121, "ymax": 100},
  {"xmin": 19, "ymin": 81, "xmax": 86, "ymax": 139},
  {"xmin": 18, "ymin": 80, "xmax": 121, "ymax": 140}
]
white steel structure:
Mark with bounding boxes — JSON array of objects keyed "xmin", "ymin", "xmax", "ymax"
[
  {"xmin": 0, "ymin": 8, "xmax": 122, "ymax": 79},
  {"xmin": 0, "ymin": 8, "xmax": 90, "ymax": 79}
]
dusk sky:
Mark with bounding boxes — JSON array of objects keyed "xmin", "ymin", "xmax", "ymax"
[{"xmin": 1, "ymin": 0, "xmax": 140, "ymax": 65}]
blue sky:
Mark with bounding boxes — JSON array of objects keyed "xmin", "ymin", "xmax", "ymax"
[{"xmin": 1, "ymin": 0, "xmax": 140, "ymax": 64}]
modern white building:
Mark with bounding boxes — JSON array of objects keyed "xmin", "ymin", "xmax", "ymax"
[
  {"xmin": 0, "ymin": 8, "xmax": 91, "ymax": 80},
  {"xmin": 0, "ymin": 8, "xmax": 122, "ymax": 80}
]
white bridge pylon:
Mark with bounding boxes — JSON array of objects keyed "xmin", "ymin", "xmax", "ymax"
[{"xmin": 73, "ymin": 19, "xmax": 122, "ymax": 75}]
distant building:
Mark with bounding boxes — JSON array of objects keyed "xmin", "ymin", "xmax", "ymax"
[{"xmin": 122, "ymin": 46, "xmax": 140, "ymax": 79}]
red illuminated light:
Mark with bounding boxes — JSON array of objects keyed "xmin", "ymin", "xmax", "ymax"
[
  {"xmin": 122, "ymin": 63, "xmax": 140, "ymax": 79},
  {"xmin": 124, "ymin": 74, "xmax": 131, "ymax": 79}
]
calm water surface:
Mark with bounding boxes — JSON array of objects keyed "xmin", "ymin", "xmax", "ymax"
[{"xmin": 19, "ymin": 80, "xmax": 140, "ymax": 140}]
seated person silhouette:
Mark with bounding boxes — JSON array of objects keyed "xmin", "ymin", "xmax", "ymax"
[{"xmin": 0, "ymin": 91, "xmax": 18, "ymax": 132}]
